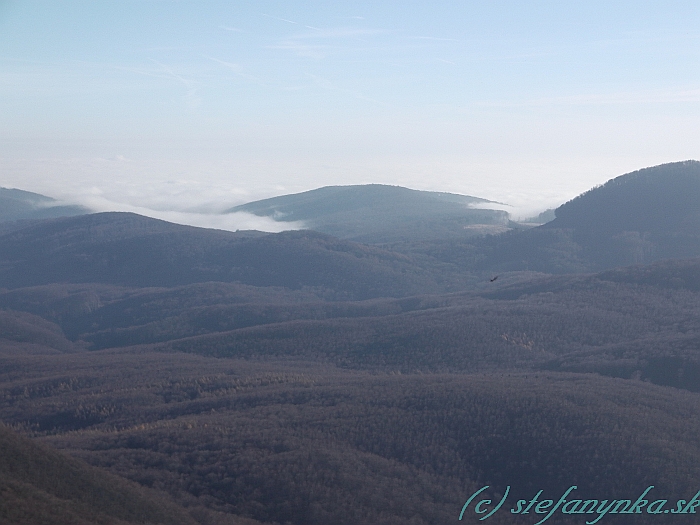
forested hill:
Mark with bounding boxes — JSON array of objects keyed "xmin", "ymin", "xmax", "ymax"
[
  {"xmin": 543, "ymin": 160, "xmax": 700, "ymax": 268},
  {"xmin": 419, "ymin": 160, "xmax": 700, "ymax": 273},
  {"xmin": 0, "ymin": 423, "xmax": 199, "ymax": 525},
  {"xmin": 3, "ymin": 161, "xmax": 700, "ymax": 294},
  {"xmin": 227, "ymin": 184, "xmax": 510, "ymax": 242},
  {"xmin": 0, "ymin": 187, "xmax": 89, "ymax": 222},
  {"xmin": 0, "ymin": 212, "xmax": 467, "ymax": 297},
  {"xmin": 550, "ymin": 160, "xmax": 700, "ymax": 234},
  {"xmin": 3, "ymin": 164, "xmax": 700, "ymax": 525}
]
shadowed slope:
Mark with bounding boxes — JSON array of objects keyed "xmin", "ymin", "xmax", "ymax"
[
  {"xmin": 426, "ymin": 161, "xmax": 700, "ymax": 274},
  {"xmin": 0, "ymin": 423, "xmax": 198, "ymax": 525},
  {"xmin": 0, "ymin": 212, "xmax": 465, "ymax": 298}
]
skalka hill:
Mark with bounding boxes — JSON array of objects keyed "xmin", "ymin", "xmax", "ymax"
[{"xmin": 227, "ymin": 184, "xmax": 510, "ymax": 243}]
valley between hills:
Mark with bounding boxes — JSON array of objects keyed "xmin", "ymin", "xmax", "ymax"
[{"xmin": 2, "ymin": 161, "xmax": 700, "ymax": 524}]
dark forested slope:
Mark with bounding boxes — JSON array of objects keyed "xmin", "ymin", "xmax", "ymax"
[
  {"xmin": 3, "ymin": 251, "xmax": 700, "ymax": 393},
  {"xmin": 0, "ymin": 423, "xmax": 198, "ymax": 525},
  {"xmin": 3, "ymin": 163, "xmax": 700, "ymax": 525},
  {"xmin": 551, "ymin": 160, "xmax": 700, "ymax": 234},
  {"xmin": 0, "ymin": 212, "xmax": 469, "ymax": 297},
  {"xmin": 140, "ymin": 269, "xmax": 700, "ymax": 385},
  {"xmin": 405, "ymin": 161, "xmax": 700, "ymax": 274},
  {"xmin": 2, "ymin": 354, "xmax": 700, "ymax": 525},
  {"xmin": 543, "ymin": 159, "xmax": 700, "ymax": 268}
]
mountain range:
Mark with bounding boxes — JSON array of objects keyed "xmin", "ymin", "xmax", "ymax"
[{"xmin": 2, "ymin": 160, "xmax": 700, "ymax": 525}]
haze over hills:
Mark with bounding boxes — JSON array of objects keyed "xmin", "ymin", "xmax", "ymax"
[
  {"xmin": 0, "ymin": 184, "xmax": 516, "ymax": 239},
  {"xmin": 0, "ymin": 188, "xmax": 89, "ymax": 223},
  {"xmin": 413, "ymin": 160, "xmax": 700, "ymax": 274},
  {"xmin": 3, "ymin": 161, "xmax": 700, "ymax": 294},
  {"xmin": 3, "ymin": 161, "xmax": 700, "ymax": 524},
  {"xmin": 7, "ymin": 160, "xmax": 698, "ymax": 258},
  {"xmin": 227, "ymin": 184, "xmax": 511, "ymax": 243}
]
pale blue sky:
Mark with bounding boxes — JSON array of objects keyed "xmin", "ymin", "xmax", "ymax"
[{"xmin": 2, "ymin": 1, "xmax": 700, "ymax": 227}]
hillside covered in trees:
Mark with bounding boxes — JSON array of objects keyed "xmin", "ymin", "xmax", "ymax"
[
  {"xmin": 227, "ymin": 184, "xmax": 509, "ymax": 243},
  {"xmin": 424, "ymin": 160, "xmax": 700, "ymax": 273},
  {"xmin": 2, "ymin": 161, "xmax": 700, "ymax": 524}
]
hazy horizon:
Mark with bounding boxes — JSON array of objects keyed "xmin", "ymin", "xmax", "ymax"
[{"xmin": 2, "ymin": 1, "xmax": 700, "ymax": 229}]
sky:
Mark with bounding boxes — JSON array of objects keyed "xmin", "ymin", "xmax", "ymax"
[{"xmin": 1, "ymin": 1, "xmax": 700, "ymax": 228}]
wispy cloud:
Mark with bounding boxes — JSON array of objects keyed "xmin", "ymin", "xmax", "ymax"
[
  {"xmin": 415, "ymin": 36, "xmax": 460, "ymax": 42},
  {"xmin": 293, "ymin": 28, "xmax": 385, "ymax": 39},
  {"xmin": 266, "ymin": 27, "xmax": 386, "ymax": 59},
  {"xmin": 262, "ymin": 13, "xmax": 298, "ymax": 25},
  {"xmin": 305, "ymin": 73, "xmax": 377, "ymax": 103},
  {"xmin": 261, "ymin": 10, "xmax": 386, "ymax": 60},
  {"xmin": 477, "ymin": 87, "xmax": 700, "ymax": 109},
  {"xmin": 149, "ymin": 60, "xmax": 201, "ymax": 109},
  {"xmin": 262, "ymin": 13, "xmax": 321, "ymax": 31},
  {"xmin": 115, "ymin": 60, "xmax": 202, "ymax": 107},
  {"xmin": 205, "ymin": 56, "xmax": 259, "ymax": 82},
  {"xmin": 114, "ymin": 64, "xmax": 175, "ymax": 80},
  {"xmin": 267, "ymin": 41, "xmax": 327, "ymax": 59}
]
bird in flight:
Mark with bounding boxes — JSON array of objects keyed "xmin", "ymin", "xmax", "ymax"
[{"xmin": 490, "ymin": 275, "xmax": 499, "ymax": 282}]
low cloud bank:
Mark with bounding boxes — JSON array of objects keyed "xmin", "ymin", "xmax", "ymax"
[
  {"xmin": 73, "ymin": 195, "xmax": 306, "ymax": 233},
  {"xmin": 468, "ymin": 200, "xmax": 562, "ymax": 223}
]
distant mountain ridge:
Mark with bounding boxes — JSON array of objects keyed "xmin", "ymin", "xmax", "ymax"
[
  {"xmin": 3, "ymin": 160, "xmax": 700, "ymax": 287},
  {"xmin": 0, "ymin": 187, "xmax": 89, "ymax": 222},
  {"xmin": 228, "ymin": 184, "xmax": 510, "ymax": 243}
]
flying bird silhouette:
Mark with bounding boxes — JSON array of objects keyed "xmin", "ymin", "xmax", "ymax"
[{"xmin": 490, "ymin": 275, "xmax": 499, "ymax": 282}]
